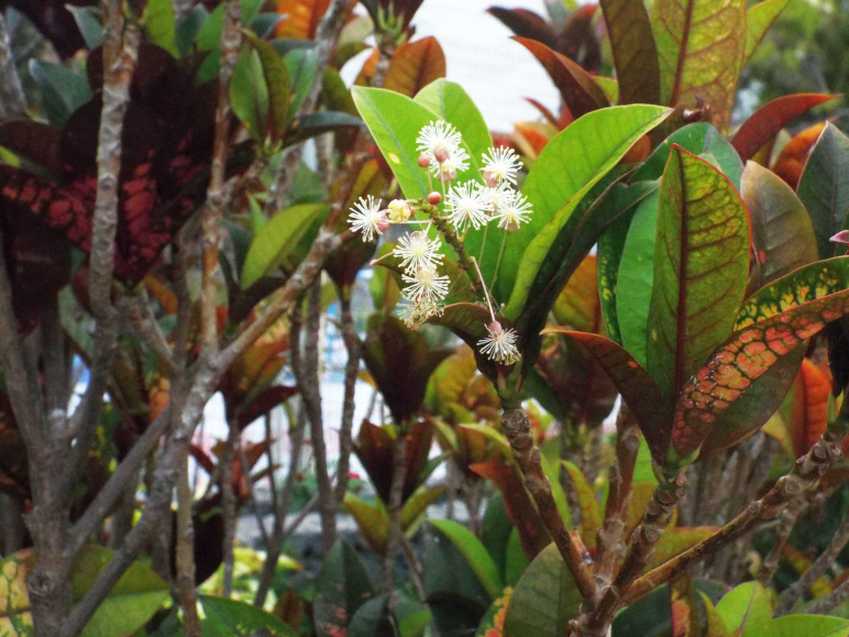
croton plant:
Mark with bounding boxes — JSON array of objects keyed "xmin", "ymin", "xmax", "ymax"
[{"xmin": 2, "ymin": 0, "xmax": 849, "ymax": 636}]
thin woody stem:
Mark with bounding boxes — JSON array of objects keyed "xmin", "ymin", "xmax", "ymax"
[
  {"xmin": 501, "ymin": 404, "xmax": 597, "ymax": 601},
  {"xmin": 471, "ymin": 256, "xmax": 496, "ymax": 322},
  {"xmin": 421, "ymin": 202, "xmax": 485, "ymax": 298}
]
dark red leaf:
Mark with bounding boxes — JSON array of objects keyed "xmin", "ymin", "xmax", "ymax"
[
  {"xmin": 513, "ymin": 36, "xmax": 609, "ymax": 118},
  {"xmin": 237, "ymin": 385, "xmax": 298, "ymax": 431},
  {"xmin": 732, "ymin": 93, "xmax": 836, "ymax": 161},
  {"xmin": 487, "ymin": 7, "xmax": 558, "ymax": 48},
  {"xmin": 555, "ymin": 4, "xmax": 601, "ymax": 72}
]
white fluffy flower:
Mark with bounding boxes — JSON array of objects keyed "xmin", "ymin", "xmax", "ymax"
[
  {"xmin": 347, "ymin": 195, "xmax": 387, "ymax": 242},
  {"xmin": 493, "ymin": 190, "xmax": 533, "ymax": 232},
  {"xmin": 477, "ymin": 321, "xmax": 521, "ymax": 365},
  {"xmin": 481, "ymin": 146, "xmax": 522, "ymax": 186},
  {"xmin": 480, "ymin": 183, "xmax": 514, "ymax": 215},
  {"xmin": 402, "ymin": 266, "xmax": 450, "ymax": 305},
  {"xmin": 446, "ymin": 181, "xmax": 492, "ymax": 232},
  {"xmin": 399, "ymin": 298, "xmax": 444, "ymax": 329},
  {"xmin": 393, "ymin": 231, "xmax": 444, "ymax": 274},
  {"xmin": 416, "ymin": 120, "xmax": 469, "ymax": 179}
]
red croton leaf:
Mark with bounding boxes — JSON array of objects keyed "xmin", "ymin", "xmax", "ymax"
[
  {"xmin": 732, "ymin": 93, "xmax": 836, "ymax": 161},
  {"xmin": 772, "ymin": 122, "xmax": 826, "ymax": 188},
  {"xmin": 384, "ymin": 37, "xmax": 446, "ymax": 98},
  {"xmin": 599, "ymin": 0, "xmax": 660, "ymax": 104},
  {"xmin": 787, "ymin": 358, "xmax": 831, "ymax": 457},
  {"xmin": 487, "ymin": 6, "xmax": 558, "ymax": 48},
  {"xmin": 671, "ymin": 288, "xmax": 849, "ymax": 460},
  {"xmin": 513, "ymin": 36, "xmax": 609, "ymax": 118},
  {"xmin": 0, "ymin": 45, "xmax": 217, "ymax": 286}
]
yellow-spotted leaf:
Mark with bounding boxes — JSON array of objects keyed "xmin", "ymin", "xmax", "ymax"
[
  {"xmin": 672, "ymin": 286, "xmax": 849, "ymax": 460},
  {"xmin": 652, "ymin": 0, "xmax": 746, "ymax": 128},
  {"xmin": 646, "ymin": 145, "xmax": 749, "ymax": 401},
  {"xmin": 744, "ymin": 0, "xmax": 790, "ymax": 63}
]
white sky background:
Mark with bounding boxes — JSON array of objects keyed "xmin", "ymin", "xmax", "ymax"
[{"xmin": 410, "ymin": 0, "xmax": 559, "ymax": 131}]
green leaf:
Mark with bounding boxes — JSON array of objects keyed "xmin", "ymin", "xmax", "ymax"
[
  {"xmin": 196, "ymin": 0, "xmax": 262, "ymax": 51},
  {"xmin": 284, "ymin": 47, "xmax": 319, "ymax": 122},
  {"xmin": 240, "ymin": 203, "xmax": 328, "ymax": 289},
  {"xmin": 652, "ymin": 0, "xmax": 747, "ymax": 127},
  {"xmin": 715, "ymin": 581, "xmax": 773, "ymax": 637},
  {"xmin": 200, "ymin": 596, "xmax": 294, "ymax": 636},
  {"xmin": 504, "ymin": 528, "xmax": 530, "ymax": 585},
  {"xmin": 70, "ymin": 546, "xmax": 169, "ymax": 637},
  {"xmin": 797, "ymin": 123, "xmax": 849, "ymax": 259},
  {"xmin": 347, "ymin": 596, "xmax": 396, "ymax": 637},
  {"xmin": 143, "ymin": 0, "xmax": 178, "ymax": 57},
  {"xmin": 744, "ymin": 0, "xmax": 790, "ymax": 63},
  {"xmin": 646, "ymin": 146, "xmax": 749, "ymax": 400},
  {"xmin": 430, "ymin": 519, "xmax": 503, "ymax": 599},
  {"xmin": 313, "ymin": 540, "xmax": 375, "ymax": 637},
  {"xmin": 66, "ymin": 6, "xmax": 104, "ymax": 49},
  {"xmin": 230, "ymin": 49, "xmax": 269, "ymax": 140},
  {"xmin": 599, "ymin": 0, "xmax": 661, "ymax": 104},
  {"xmin": 28, "ymin": 61, "xmax": 91, "ymax": 128},
  {"xmin": 597, "ymin": 206, "xmax": 635, "ymax": 343},
  {"xmin": 634, "ymin": 122, "xmax": 744, "ymax": 188},
  {"xmin": 244, "ymin": 32, "xmax": 291, "ymax": 139},
  {"xmin": 499, "ymin": 104, "xmax": 671, "ymax": 314},
  {"xmin": 285, "ymin": 111, "xmax": 362, "ymax": 146},
  {"xmin": 768, "ymin": 615, "xmax": 849, "ymax": 637},
  {"xmin": 561, "ymin": 461, "xmax": 602, "ymax": 551},
  {"xmin": 176, "ymin": 6, "xmax": 208, "ymax": 57},
  {"xmin": 743, "ymin": 160, "xmax": 819, "ymax": 289},
  {"xmin": 671, "ymin": 282, "xmax": 849, "ymax": 461},
  {"xmin": 616, "ymin": 189, "xmax": 659, "ymax": 365},
  {"xmin": 343, "ymin": 493, "xmax": 389, "ymax": 554},
  {"xmin": 352, "ymin": 87, "xmax": 436, "ymax": 199},
  {"xmin": 503, "ymin": 544, "xmax": 582, "ymax": 637}
]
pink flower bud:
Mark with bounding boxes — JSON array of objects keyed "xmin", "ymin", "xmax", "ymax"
[
  {"xmin": 417, "ymin": 153, "xmax": 431, "ymax": 167},
  {"xmin": 427, "ymin": 191, "xmax": 442, "ymax": 205},
  {"xmin": 434, "ymin": 147, "xmax": 450, "ymax": 163}
]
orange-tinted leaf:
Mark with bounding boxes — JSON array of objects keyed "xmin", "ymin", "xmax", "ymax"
[
  {"xmin": 652, "ymin": 0, "xmax": 746, "ymax": 128},
  {"xmin": 646, "ymin": 146, "xmax": 749, "ymax": 400},
  {"xmin": 731, "ymin": 93, "xmax": 836, "ymax": 161},
  {"xmin": 672, "ymin": 287, "xmax": 849, "ymax": 460},
  {"xmin": 552, "ymin": 255, "xmax": 599, "ymax": 331},
  {"xmin": 772, "ymin": 122, "xmax": 826, "ymax": 188},
  {"xmin": 547, "ymin": 329, "xmax": 669, "ymax": 461},
  {"xmin": 384, "ymin": 37, "xmax": 446, "ymax": 97},
  {"xmin": 512, "ymin": 121, "xmax": 555, "ymax": 157},
  {"xmin": 275, "ymin": 0, "xmax": 330, "ymax": 38},
  {"xmin": 513, "ymin": 36, "xmax": 609, "ymax": 118},
  {"xmin": 599, "ymin": 0, "xmax": 660, "ymax": 104},
  {"xmin": 787, "ymin": 359, "xmax": 831, "ymax": 457}
]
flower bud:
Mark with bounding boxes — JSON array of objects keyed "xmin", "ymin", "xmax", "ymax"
[
  {"xmin": 417, "ymin": 153, "xmax": 431, "ymax": 168},
  {"xmin": 387, "ymin": 198, "xmax": 413, "ymax": 223},
  {"xmin": 427, "ymin": 191, "xmax": 442, "ymax": 205}
]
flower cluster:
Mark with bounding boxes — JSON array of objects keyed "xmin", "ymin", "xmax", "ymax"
[{"xmin": 346, "ymin": 119, "xmax": 527, "ymax": 365}]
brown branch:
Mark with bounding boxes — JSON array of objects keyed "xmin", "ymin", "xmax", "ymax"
[
  {"xmin": 758, "ymin": 496, "xmax": 805, "ymax": 585},
  {"xmin": 624, "ymin": 422, "xmax": 847, "ymax": 606},
  {"xmin": 335, "ymin": 286, "xmax": 359, "ymax": 502},
  {"xmin": 778, "ymin": 509, "xmax": 849, "ymax": 613},
  {"xmin": 176, "ymin": 441, "xmax": 201, "ymax": 635},
  {"xmin": 422, "ymin": 202, "xmax": 485, "ymax": 299},
  {"xmin": 121, "ymin": 293, "xmax": 176, "ymax": 374},
  {"xmin": 220, "ymin": 415, "xmax": 240, "ymax": 597},
  {"xmin": 501, "ymin": 405, "xmax": 597, "ymax": 601},
  {"xmin": 200, "ymin": 0, "xmax": 241, "ymax": 354}
]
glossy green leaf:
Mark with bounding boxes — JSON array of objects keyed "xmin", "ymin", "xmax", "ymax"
[
  {"xmin": 503, "ymin": 544, "xmax": 582, "ymax": 637},
  {"xmin": 561, "ymin": 460, "xmax": 601, "ymax": 550},
  {"xmin": 143, "ymin": 0, "xmax": 178, "ymax": 56},
  {"xmin": 284, "ymin": 47, "xmax": 319, "ymax": 121},
  {"xmin": 599, "ymin": 0, "xmax": 661, "ymax": 104},
  {"xmin": 66, "ymin": 6, "xmax": 104, "ymax": 49},
  {"xmin": 797, "ymin": 123, "xmax": 849, "ymax": 259},
  {"xmin": 344, "ymin": 493, "xmax": 389, "ymax": 554},
  {"xmin": 430, "ymin": 519, "xmax": 502, "ymax": 599},
  {"xmin": 744, "ymin": 0, "xmax": 790, "ymax": 63},
  {"xmin": 352, "ymin": 87, "xmax": 437, "ymax": 199},
  {"xmin": 313, "ymin": 540, "xmax": 375, "ymax": 637},
  {"xmin": 616, "ymin": 189, "xmax": 659, "ymax": 365},
  {"xmin": 230, "ymin": 49, "xmax": 269, "ymax": 140},
  {"xmin": 768, "ymin": 615, "xmax": 849, "ymax": 637},
  {"xmin": 597, "ymin": 209, "xmax": 633, "ymax": 344},
  {"xmin": 652, "ymin": 0, "xmax": 746, "ymax": 127},
  {"xmin": 646, "ymin": 146, "xmax": 749, "ymax": 399},
  {"xmin": 245, "ymin": 32, "xmax": 290, "ymax": 139},
  {"xmin": 715, "ymin": 581, "xmax": 773, "ymax": 637},
  {"xmin": 200, "ymin": 595, "xmax": 295, "ymax": 636},
  {"xmin": 285, "ymin": 111, "xmax": 362, "ymax": 146},
  {"xmin": 499, "ymin": 105, "xmax": 671, "ymax": 315},
  {"xmin": 634, "ymin": 122, "xmax": 744, "ymax": 188},
  {"xmin": 671, "ymin": 284, "xmax": 849, "ymax": 460},
  {"xmin": 28, "ymin": 60, "xmax": 91, "ymax": 128},
  {"xmin": 743, "ymin": 161, "xmax": 819, "ymax": 289},
  {"xmin": 240, "ymin": 203, "xmax": 328, "ymax": 289}
]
